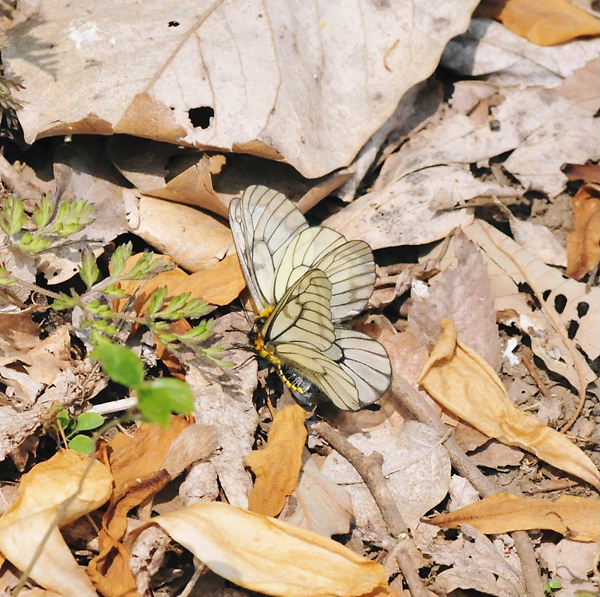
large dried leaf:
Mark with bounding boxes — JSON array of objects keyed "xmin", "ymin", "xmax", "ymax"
[
  {"xmin": 184, "ymin": 313, "xmax": 259, "ymax": 508},
  {"xmin": 135, "ymin": 196, "xmax": 234, "ymax": 272},
  {"xmin": 280, "ymin": 455, "xmax": 353, "ymax": 538},
  {"xmin": 322, "ymin": 421, "xmax": 451, "ymax": 529},
  {"xmin": 246, "ymin": 404, "xmax": 307, "ymax": 517},
  {"xmin": 419, "ymin": 319, "xmax": 600, "ymax": 489},
  {"xmin": 150, "ymin": 501, "xmax": 389, "ymax": 597},
  {"xmin": 428, "ymin": 493, "xmax": 600, "ymax": 541},
  {"xmin": 89, "ymin": 419, "xmax": 191, "ymax": 597},
  {"xmin": 5, "ymin": 0, "xmax": 478, "ymax": 178},
  {"xmin": 0, "ymin": 451, "xmax": 112, "ymax": 597},
  {"xmin": 408, "ymin": 234, "xmax": 502, "ymax": 371},
  {"xmin": 107, "ymin": 137, "xmax": 228, "ymax": 216}
]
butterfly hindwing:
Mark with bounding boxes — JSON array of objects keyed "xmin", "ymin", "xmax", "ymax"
[
  {"xmin": 261, "ymin": 268, "xmax": 335, "ymax": 351},
  {"xmin": 323, "ymin": 328, "xmax": 391, "ymax": 407}
]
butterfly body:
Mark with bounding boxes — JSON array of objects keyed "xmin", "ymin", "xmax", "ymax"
[{"xmin": 229, "ymin": 185, "xmax": 391, "ymax": 410}]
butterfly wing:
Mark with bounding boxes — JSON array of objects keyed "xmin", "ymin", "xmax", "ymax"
[
  {"xmin": 275, "ymin": 328, "xmax": 391, "ymax": 411},
  {"xmin": 274, "ymin": 227, "xmax": 376, "ymax": 321},
  {"xmin": 260, "ymin": 268, "xmax": 335, "ymax": 351},
  {"xmin": 274, "ymin": 342, "xmax": 361, "ymax": 410},
  {"xmin": 323, "ymin": 328, "xmax": 391, "ymax": 407},
  {"xmin": 229, "ymin": 185, "xmax": 308, "ymax": 313}
]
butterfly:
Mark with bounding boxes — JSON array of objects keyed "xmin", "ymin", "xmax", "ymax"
[{"xmin": 229, "ymin": 185, "xmax": 391, "ymax": 410}]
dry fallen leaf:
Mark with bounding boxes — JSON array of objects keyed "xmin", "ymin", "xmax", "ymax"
[
  {"xmin": 116, "ymin": 252, "xmax": 245, "ymax": 312},
  {"xmin": 408, "ymin": 234, "xmax": 502, "ymax": 371},
  {"xmin": 416, "ymin": 523, "xmax": 526, "ymax": 596},
  {"xmin": 184, "ymin": 319, "xmax": 259, "ymax": 508},
  {"xmin": 89, "ymin": 419, "xmax": 190, "ymax": 597},
  {"xmin": 5, "ymin": 0, "xmax": 479, "ymax": 178},
  {"xmin": 246, "ymin": 404, "xmax": 307, "ymax": 517},
  {"xmin": 476, "ymin": 0, "xmax": 600, "ymax": 46},
  {"xmin": 107, "ymin": 137, "xmax": 229, "ymax": 217},
  {"xmin": 322, "ymin": 421, "xmax": 451, "ymax": 530},
  {"xmin": 279, "ymin": 454, "xmax": 353, "ymax": 538},
  {"xmin": 149, "ymin": 501, "xmax": 389, "ymax": 597},
  {"xmin": 443, "ymin": 18, "xmax": 600, "ymax": 90},
  {"xmin": 460, "ymin": 218, "xmax": 598, "ymax": 403},
  {"xmin": 428, "ymin": 493, "xmax": 600, "ymax": 542},
  {"xmin": 38, "ymin": 141, "xmax": 137, "ymax": 285},
  {"xmin": 0, "ymin": 450, "xmax": 112, "ymax": 597},
  {"xmin": 135, "ymin": 195, "xmax": 234, "ymax": 272},
  {"xmin": 419, "ymin": 319, "xmax": 600, "ymax": 489},
  {"xmin": 567, "ymin": 183, "xmax": 600, "ymax": 280}
]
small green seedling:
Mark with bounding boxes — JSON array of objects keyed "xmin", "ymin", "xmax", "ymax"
[{"xmin": 90, "ymin": 340, "xmax": 195, "ymax": 428}]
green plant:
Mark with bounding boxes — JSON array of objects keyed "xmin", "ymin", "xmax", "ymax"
[
  {"xmin": 544, "ymin": 579, "xmax": 562, "ymax": 595},
  {"xmin": 53, "ymin": 408, "xmax": 106, "ymax": 454},
  {"xmin": 90, "ymin": 340, "xmax": 195, "ymax": 428},
  {"xmin": 52, "ymin": 342, "xmax": 196, "ymax": 454},
  {"xmin": 0, "ymin": 194, "xmax": 95, "ymax": 254},
  {"xmin": 0, "ymin": 196, "xmax": 229, "ymax": 362}
]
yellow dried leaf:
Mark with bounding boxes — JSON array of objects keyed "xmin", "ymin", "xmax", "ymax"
[
  {"xmin": 246, "ymin": 404, "xmax": 308, "ymax": 516},
  {"xmin": 0, "ymin": 451, "xmax": 112, "ymax": 597},
  {"xmin": 428, "ymin": 493, "xmax": 600, "ymax": 542},
  {"xmin": 567, "ymin": 183, "xmax": 600, "ymax": 280},
  {"xmin": 152, "ymin": 501, "xmax": 389, "ymax": 597},
  {"xmin": 476, "ymin": 0, "xmax": 600, "ymax": 46},
  {"xmin": 419, "ymin": 319, "xmax": 600, "ymax": 489}
]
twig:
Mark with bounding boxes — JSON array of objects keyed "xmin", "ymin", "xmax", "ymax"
[
  {"xmin": 391, "ymin": 376, "xmax": 545, "ymax": 597},
  {"xmin": 520, "ymin": 346, "xmax": 554, "ymax": 404},
  {"xmin": 313, "ymin": 421, "xmax": 433, "ymax": 597}
]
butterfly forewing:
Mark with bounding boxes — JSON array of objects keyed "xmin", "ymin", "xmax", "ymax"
[
  {"xmin": 229, "ymin": 185, "xmax": 308, "ymax": 312},
  {"xmin": 261, "ymin": 268, "xmax": 335, "ymax": 351},
  {"xmin": 275, "ymin": 227, "xmax": 376, "ymax": 321}
]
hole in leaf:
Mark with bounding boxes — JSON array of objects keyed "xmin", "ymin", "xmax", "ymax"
[
  {"xmin": 188, "ymin": 106, "xmax": 214, "ymax": 129},
  {"xmin": 168, "ymin": 21, "xmax": 180, "ymax": 27},
  {"xmin": 577, "ymin": 301, "xmax": 589, "ymax": 318},
  {"xmin": 554, "ymin": 293, "xmax": 567, "ymax": 314}
]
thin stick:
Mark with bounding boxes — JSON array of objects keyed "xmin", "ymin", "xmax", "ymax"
[
  {"xmin": 391, "ymin": 376, "xmax": 545, "ymax": 597},
  {"xmin": 313, "ymin": 421, "xmax": 433, "ymax": 597}
]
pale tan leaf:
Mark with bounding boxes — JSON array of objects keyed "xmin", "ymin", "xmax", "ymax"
[
  {"xmin": 5, "ymin": 0, "xmax": 479, "ymax": 178},
  {"xmin": 0, "ymin": 451, "xmax": 112, "ymax": 597},
  {"xmin": 280, "ymin": 455, "xmax": 353, "ymax": 538},
  {"xmin": 443, "ymin": 18, "xmax": 600, "ymax": 90},
  {"xmin": 135, "ymin": 196, "xmax": 234, "ymax": 271},
  {"xmin": 461, "ymin": 219, "xmax": 598, "ymax": 389},
  {"xmin": 151, "ymin": 501, "xmax": 389, "ymax": 597},
  {"xmin": 322, "ymin": 421, "xmax": 451, "ymax": 529}
]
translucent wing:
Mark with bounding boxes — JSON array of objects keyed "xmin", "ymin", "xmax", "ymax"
[
  {"xmin": 274, "ymin": 342, "xmax": 362, "ymax": 410},
  {"xmin": 274, "ymin": 227, "xmax": 376, "ymax": 321},
  {"xmin": 261, "ymin": 268, "xmax": 335, "ymax": 351},
  {"xmin": 323, "ymin": 328, "xmax": 391, "ymax": 407},
  {"xmin": 269, "ymin": 325, "xmax": 391, "ymax": 411},
  {"xmin": 229, "ymin": 185, "xmax": 308, "ymax": 313}
]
